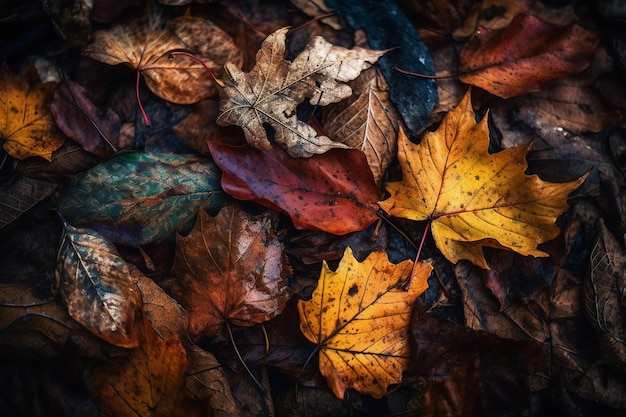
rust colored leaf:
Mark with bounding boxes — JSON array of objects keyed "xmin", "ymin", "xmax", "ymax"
[
  {"xmin": 0, "ymin": 65, "xmax": 65, "ymax": 160},
  {"xmin": 459, "ymin": 14, "xmax": 600, "ymax": 98},
  {"xmin": 298, "ymin": 247, "xmax": 432, "ymax": 399},
  {"xmin": 323, "ymin": 67, "xmax": 401, "ymax": 185},
  {"xmin": 83, "ymin": 6, "xmax": 242, "ymax": 105},
  {"xmin": 54, "ymin": 218, "xmax": 142, "ymax": 348},
  {"xmin": 378, "ymin": 91, "xmax": 586, "ymax": 269},
  {"xmin": 217, "ymin": 27, "xmax": 386, "ymax": 157},
  {"xmin": 208, "ymin": 141, "xmax": 380, "ymax": 235},
  {"xmin": 584, "ymin": 220, "xmax": 626, "ymax": 368},
  {"xmin": 165, "ymin": 203, "xmax": 291, "ymax": 338}
]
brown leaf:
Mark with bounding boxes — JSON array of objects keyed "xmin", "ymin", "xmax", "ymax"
[
  {"xmin": 54, "ymin": 218, "xmax": 142, "ymax": 348},
  {"xmin": 459, "ymin": 14, "xmax": 599, "ymax": 98},
  {"xmin": 323, "ymin": 67, "xmax": 400, "ymax": 185},
  {"xmin": 0, "ymin": 65, "xmax": 65, "ymax": 160},
  {"xmin": 15, "ymin": 141, "xmax": 100, "ymax": 181},
  {"xmin": 83, "ymin": 6, "xmax": 242, "ymax": 105},
  {"xmin": 164, "ymin": 203, "xmax": 291, "ymax": 338},
  {"xmin": 584, "ymin": 219, "xmax": 626, "ymax": 369},
  {"xmin": 0, "ymin": 176, "xmax": 57, "ymax": 229},
  {"xmin": 217, "ymin": 27, "xmax": 386, "ymax": 157}
]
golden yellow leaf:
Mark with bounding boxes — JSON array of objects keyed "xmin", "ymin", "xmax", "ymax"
[
  {"xmin": 378, "ymin": 91, "xmax": 586, "ymax": 269},
  {"xmin": 298, "ymin": 247, "xmax": 432, "ymax": 399},
  {"xmin": 0, "ymin": 65, "xmax": 65, "ymax": 160}
]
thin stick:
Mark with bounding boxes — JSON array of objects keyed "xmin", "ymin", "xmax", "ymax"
[
  {"xmin": 135, "ymin": 70, "xmax": 151, "ymax": 127},
  {"xmin": 226, "ymin": 321, "xmax": 265, "ymax": 392},
  {"xmin": 393, "ymin": 65, "xmax": 458, "ymax": 80}
]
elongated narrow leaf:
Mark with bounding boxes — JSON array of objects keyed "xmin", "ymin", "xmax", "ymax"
[
  {"xmin": 54, "ymin": 218, "xmax": 142, "ymax": 348},
  {"xmin": 207, "ymin": 142, "xmax": 380, "ymax": 235},
  {"xmin": 57, "ymin": 152, "xmax": 226, "ymax": 246}
]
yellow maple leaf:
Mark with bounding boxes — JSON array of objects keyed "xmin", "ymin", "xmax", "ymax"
[
  {"xmin": 298, "ymin": 247, "xmax": 432, "ymax": 399},
  {"xmin": 0, "ymin": 65, "xmax": 65, "ymax": 160},
  {"xmin": 378, "ymin": 91, "xmax": 586, "ymax": 269}
]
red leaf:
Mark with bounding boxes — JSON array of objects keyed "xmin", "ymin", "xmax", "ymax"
[{"xmin": 207, "ymin": 142, "xmax": 380, "ymax": 235}]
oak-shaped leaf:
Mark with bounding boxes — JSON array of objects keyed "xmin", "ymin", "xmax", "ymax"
[
  {"xmin": 378, "ymin": 91, "xmax": 586, "ymax": 269},
  {"xmin": 0, "ymin": 65, "xmax": 65, "ymax": 160},
  {"xmin": 208, "ymin": 141, "xmax": 380, "ymax": 235},
  {"xmin": 57, "ymin": 152, "xmax": 226, "ymax": 246},
  {"xmin": 54, "ymin": 218, "xmax": 142, "ymax": 348},
  {"xmin": 83, "ymin": 6, "xmax": 242, "ymax": 104},
  {"xmin": 164, "ymin": 203, "xmax": 291, "ymax": 338},
  {"xmin": 459, "ymin": 14, "xmax": 599, "ymax": 98},
  {"xmin": 323, "ymin": 67, "xmax": 401, "ymax": 185},
  {"xmin": 217, "ymin": 27, "xmax": 386, "ymax": 157},
  {"xmin": 86, "ymin": 317, "xmax": 197, "ymax": 417},
  {"xmin": 298, "ymin": 247, "xmax": 432, "ymax": 399}
]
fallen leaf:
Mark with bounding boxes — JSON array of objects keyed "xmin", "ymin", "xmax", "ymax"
[
  {"xmin": 298, "ymin": 247, "xmax": 432, "ymax": 399},
  {"xmin": 0, "ymin": 65, "xmax": 65, "ymax": 160},
  {"xmin": 459, "ymin": 14, "xmax": 599, "ymax": 98},
  {"xmin": 217, "ymin": 27, "xmax": 385, "ymax": 157},
  {"xmin": 51, "ymin": 80, "xmax": 121, "ymax": 158},
  {"xmin": 15, "ymin": 141, "xmax": 100, "ymax": 181},
  {"xmin": 87, "ymin": 317, "xmax": 194, "ymax": 417},
  {"xmin": 0, "ymin": 176, "xmax": 57, "ymax": 229},
  {"xmin": 54, "ymin": 218, "xmax": 142, "ymax": 348},
  {"xmin": 584, "ymin": 220, "xmax": 626, "ymax": 369},
  {"xmin": 323, "ymin": 67, "xmax": 401, "ymax": 185},
  {"xmin": 57, "ymin": 152, "xmax": 226, "ymax": 246},
  {"xmin": 83, "ymin": 6, "xmax": 242, "ymax": 105},
  {"xmin": 208, "ymin": 141, "xmax": 380, "ymax": 235},
  {"xmin": 164, "ymin": 203, "xmax": 291, "ymax": 338},
  {"xmin": 378, "ymin": 91, "xmax": 586, "ymax": 269}
]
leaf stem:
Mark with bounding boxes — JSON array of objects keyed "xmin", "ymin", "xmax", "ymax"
[
  {"xmin": 168, "ymin": 50, "xmax": 225, "ymax": 88},
  {"xmin": 226, "ymin": 321, "xmax": 265, "ymax": 392},
  {"xmin": 393, "ymin": 65, "xmax": 458, "ymax": 80},
  {"xmin": 135, "ymin": 70, "xmax": 151, "ymax": 127}
]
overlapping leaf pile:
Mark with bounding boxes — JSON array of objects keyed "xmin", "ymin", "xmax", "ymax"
[{"xmin": 1, "ymin": 0, "xmax": 626, "ymax": 416}]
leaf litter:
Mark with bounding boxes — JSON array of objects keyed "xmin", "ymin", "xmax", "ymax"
[{"xmin": 1, "ymin": 0, "xmax": 626, "ymax": 416}]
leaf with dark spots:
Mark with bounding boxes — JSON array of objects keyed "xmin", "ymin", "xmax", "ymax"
[
  {"xmin": 208, "ymin": 141, "xmax": 380, "ymax": 235},
  {"xmin": 57, "ymin": 152, "xmax": 226, "ymax": 246}
]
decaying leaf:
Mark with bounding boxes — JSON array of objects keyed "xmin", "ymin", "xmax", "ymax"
[
  {"xmin": 0, "ymin": 65, "xmax": 65, "ymax": 160},
  {"xmin": 323, "ymin": 67, "xmax": 401, "ymax": 185},
  {"xmin": 217, "ymin": 27, "xmax": 386, "ymax": 157},
  {"xmin": 165, "ymin": 203, "xmax": 291, "ymax": 338},
  {"xmin": 298, "ymin": 247, "xmax": 432, "ymax": 399},
  {"xmin": 57, "ymin": 152, "xmax": 226, "ymax": 246},
  {"xmin": 83, "ymin": 6, "xmax": 242, "ymax": 104},
  {"xmin": 584, "ymin": 220, "xmax": 626, "ymax": 368},
  {"xmin": 458, "ymin": 14, "xmax": 599, "ymax": 98},
  {"xmin": 0, "ymin": 176, "xmax": 57, "ymax": 229},
  {"xmin": 378, "ymin": 91, "xmax": 586, "ymax": 269},
  {"xmin": 54, "ymin": 218, "xmax": 142, "ymax": 348},
  {"xmin": 208, "ymin": 141, "xmax": 380, "ymax": 235}
]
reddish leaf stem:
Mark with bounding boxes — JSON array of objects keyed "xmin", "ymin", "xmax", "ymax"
[
  {"xmin": 135, "ymin": 70, "xmax": 151, "ymax": 127},
  {"xmin": 168, "ymin": 50, "xmax": 225, "ymax": 88},
  {"xmin": 226, "ymin": 321, "xmax": 265, "ymax": 392}
]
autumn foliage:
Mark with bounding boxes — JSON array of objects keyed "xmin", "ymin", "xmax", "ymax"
[{"xmin": 1, "ymin": 0, "xmax": 626, "ymax": 416}]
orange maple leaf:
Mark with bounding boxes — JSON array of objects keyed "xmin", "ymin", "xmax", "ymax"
[
  {"xmin": 378, "ymin": 91, "xmax": 586, "ymax": 269},
  {"xmin": 0, "ymin": 65, "xmax": 65, "ymax": 160},
  {"xmin": 298, "ymin": 247, "xmax": 432, "ymax": 399}
]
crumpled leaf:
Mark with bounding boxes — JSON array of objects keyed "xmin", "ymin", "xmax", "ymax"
[
  {"xmin": 208, "ymin": 142, "xmax": 380, "ymax": 235},
  {"xmin": 87, "ymin": 317, "xmax": 194, "ymax": 417},
  {"xmin": 164, "ymin": 203, "xmax": 291, "ymax": 338},
  {"xmin": 378, "ymin": 91, "xmax": 586, "ymax": 269},
  {"xmin": 584, "ymin": 219, "xmax": 626, "ymax": 368},
  {"xmin": 0, "ymin": 65, "xmax": 65, "ymax": 160},
  {"xmin": 57, "ymin": 152, "xmax": 226, "ymax": 246},
  {"xmin": 458, "ymin": 14, "xmax": 599, "ymax": 98},
  {"xmin": 54, "ymin": 218, "xmax": 142, "ymax": 348},
  {"xmin": 217, "ymin": 27, "xmax": 386, "ymax": 157},
  {"xmin": 83, "ymin": 6, "xmax": 242, "ymax": 105},
  {"xmin": 323, "ymin": 67, "xmax": 401, "ymax": 185},
  {"xmin": 298, "ymin": 247, "xmax": 432, "ymax": 399}
]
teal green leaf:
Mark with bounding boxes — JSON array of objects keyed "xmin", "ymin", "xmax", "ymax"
[
  {"xmin": 57, "ymin": 152, "xmax": 226, "ymax": 246},
  {"xmin": 54, "ymin": 217, "xmax": 142, "ymax": 348}
]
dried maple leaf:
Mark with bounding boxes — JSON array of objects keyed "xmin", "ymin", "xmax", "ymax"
[
  {"xmin": 458, "ymin": 14, "xmax": 599, "ymax": 98},
  {"xmin": 0, "ymin": 65, "xmax": 65, "ymax": 160},
  {"xmin": 378, "ymin": 91, "xmax": 586, "ymax": 269},
  {"xmin": 217, "ymin": 27, "xmax": 386, "ymax": 157},
  {"xmin": 83, "ymin": 6, "xmax": 242, "ymax": 105},
  {"xmin": 164, "ymin": 203, "xmax": 291, "ymax": 338},
  {"xmin": 298, "ymin": 247, "xmax": 432, "ymax": 399}
]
